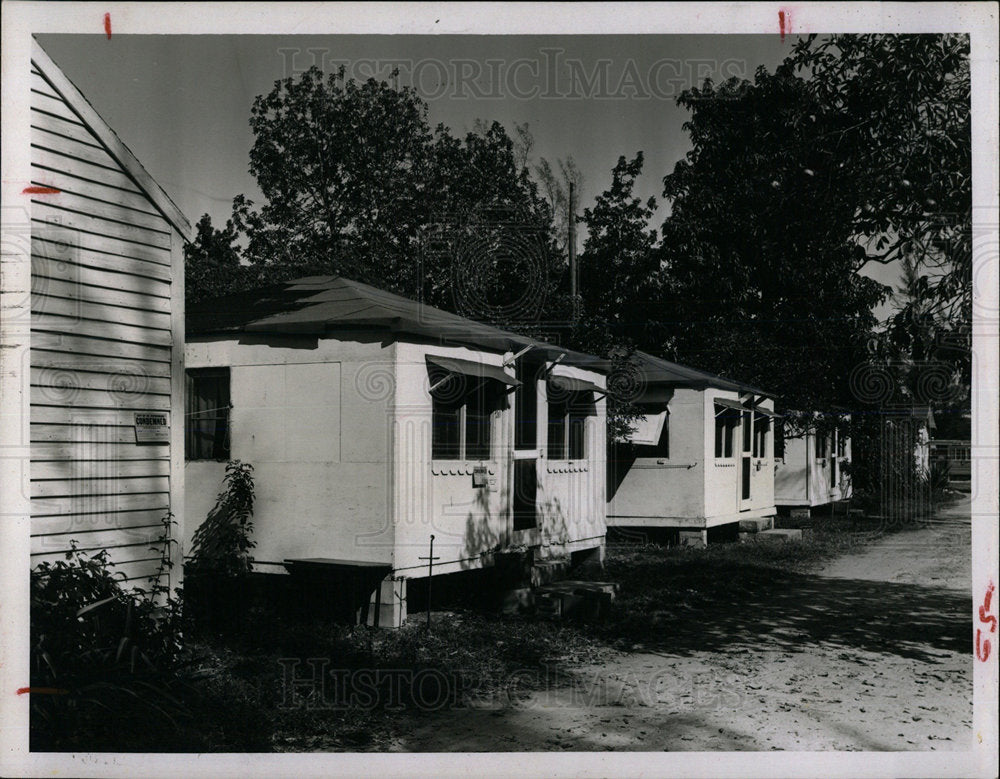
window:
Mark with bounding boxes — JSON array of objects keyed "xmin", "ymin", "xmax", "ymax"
[
  {"xmin": 837, "ymin": 432, "xmax": 846, "ymax": 458},
  {"xmin": 514, "ymin": 359, "xmax": 538, "ymax": 450},
  {"xmin": 815, "ymin": 431, "xmax": 828, "ymax": 459},
  {"xmin": 633, "ymin": 410, "xmax": 670, "ymax": 458},
  {"xmin": 753, "ymin": 414, "xmax": 770, "ymax": 458},
  {"xmin": 547, "ymin": 389, "xmax": 593, "ymax": 461},
  {"xmin": 186, "ymin": 368, "xmax": 230, "ymax": 461},
  {"xmin": 774, "ymin": 420, "xmax": 785, "ymax": 460},
  {"xmin": 431, "ymin": 376, "xmax": 496, "ymax": 460},
  {"xmin": 714, "ymin": 406, "xmax": 738, "ymax": 458}
]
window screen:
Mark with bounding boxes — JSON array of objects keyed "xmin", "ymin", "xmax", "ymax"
[{"xmin": 186, "ymin": 368, "xmax": 230, "ymax": 461}]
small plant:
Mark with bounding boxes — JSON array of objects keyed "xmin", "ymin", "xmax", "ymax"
[
  {"xmin": 29, "ymin": 516, "xmax": 189, "ymax": 750},
  {"xmin": 188, "ymin": 460, "xmax": 256, "ymax": 577}
]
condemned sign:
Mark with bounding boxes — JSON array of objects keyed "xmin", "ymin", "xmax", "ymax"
[{"xmin": 134, "ymin": 412, "xmax": 169, "ymax": 443}]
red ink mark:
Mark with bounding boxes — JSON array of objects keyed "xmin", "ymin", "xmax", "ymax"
[
  {"xmin": 778, "ymin": 10, "xmax": 789, "ymax": 42},
  {"xmin": 104, "ymin": 12, "xmax": 112, "ymax": 39},
  {"xmin": 22, "ymin": 185, "xmax": 60, "ymax": 195},
  {"xmin": 16, "ymin": 687, "xmax": 68, "ymax": 695},
  {"xmin": 977, "ymin": 580, "xmax": 996, "ymax": 662}
]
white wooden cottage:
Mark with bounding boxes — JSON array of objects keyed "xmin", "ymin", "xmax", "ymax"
[
  {"xmin": 1, "ymin": 40, "xmax": 190, "ymax": 589},
  {"xmin": 607, "ymin": 351, "xmax": 778, "ymax": 544},
  {"xmin": 774, "ymin": 412, "xmax": 853, "ymax": 509},
  {"xmin": 184, "ymin": 276, "xmax": 608, "ymax": 626}
]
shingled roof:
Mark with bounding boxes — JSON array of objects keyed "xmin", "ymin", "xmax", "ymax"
[
  {"xmin": 187, "ymin": 275, "xmax": 606, "ymax": 371},
  {"xmin": 631, "ymin": 350, "xmax": 774, "ymax": 397}
]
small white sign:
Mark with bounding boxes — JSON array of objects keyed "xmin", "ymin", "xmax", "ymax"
[{"xmin": 134, "ymin": 412, "xmax": 169, "ymax": 444}]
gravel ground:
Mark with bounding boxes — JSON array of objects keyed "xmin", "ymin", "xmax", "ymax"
[{"xmin": 391, "ymin": 496, "xmax": 972, "ymax": 751}]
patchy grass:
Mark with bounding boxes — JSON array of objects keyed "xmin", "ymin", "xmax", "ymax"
[{"xmin": 37, "ymin": 499, "xmax": 959, "ymax": 752}]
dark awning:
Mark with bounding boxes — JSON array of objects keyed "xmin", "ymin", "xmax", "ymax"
[
  {"xmin": 753, "ymin": 406, "xmax": 781, "ymax": 418},
  {"xmin": 714, "ymin": 397, "xmax": 746, "ymax": 413},
  {"xmin": 548, "ymin": 375, "xmax": 604, "ymax": 395},
  {"xmin": 426, "ymin": 355, "xmax": 520, "ymax": 388}
]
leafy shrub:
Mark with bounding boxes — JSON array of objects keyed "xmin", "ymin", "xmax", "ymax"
[
  {"xmin": 188, "ymin": 460, "xmax": 256, "ymax": 577},
  {"xmin": 30, "ymin": 516, "xmax": 188, "ymax": 750}
]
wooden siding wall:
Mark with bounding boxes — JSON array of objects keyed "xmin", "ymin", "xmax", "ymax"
[{"xmin": 29, "ymin": 62, "xmax": 181, "ymax": 587}]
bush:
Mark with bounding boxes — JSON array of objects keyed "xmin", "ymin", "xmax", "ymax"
[{"xmin": 30, "ymin": 517, "xmax": 188, "ymax": 750}]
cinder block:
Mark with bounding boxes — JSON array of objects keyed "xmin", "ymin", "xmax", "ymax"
[{"xmin": 366, "ymin": 576, "xmax": 407, "ymax": 628}]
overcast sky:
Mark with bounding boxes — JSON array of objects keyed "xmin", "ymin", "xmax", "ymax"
[{"xmin": 37, "ymin": 33, "xmax": 900, "ymax": 317}]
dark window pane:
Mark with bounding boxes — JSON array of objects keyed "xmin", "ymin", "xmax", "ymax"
[
  {"xmin": 715, "ymin": 412, "xmax": 725, "ymax": 458},
  {"xmin": 775, "ymin": 421, "xmax": 785, "ymax": 459},
  {"xmin": 186, "ymin": 368, "xmax": 230, "ymax": 461},
  {"xmin": 465, "ymin": 388, "xmax": 491, "ymax": 460},
  {"xmin": 568, "ymin": 413, "xmax": 586, "ymax": 460},
  {"xmin": 742, "ymin": 410, "xmax": 752, "ymax": 453},
  {"xmin": 513, "ymin": 458, "xmax": 537, "ymax": 530},
  {"xmin": 514, "ymin": 360, "xmax": 537, "ymax": 450},
  {"xmin": 547, "ymin": 401, "xmax": 566, "ymax": 459},
  {"xmin": 432, "ymin": 399, "xmax": 461, "ymax": 459}
]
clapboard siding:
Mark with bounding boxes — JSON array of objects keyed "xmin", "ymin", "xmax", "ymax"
[
  {"xmin": 32, "ymin": 492, "xmax": 169, "ymax": 518},
  {"xmin": 32, "ymin": 458, "xmax": 171, "ymax": 480},
  {"xmin": 31, "ymin": 525, "xmax": 166, "ymax": 555},
  {"xmin": 31, "ymin": 295, "xmax": 172, "ymax": 332},
  {"xmin": 33, "ymin": 509, "xmax": 171, "ymax": 536},
  {"xmin": 31, "ymin": 424, "xmax": 144, "ymax": 444},
  {"xmin": 32, "ymin": 475, "xmax": 170, "ymax": 499},
  {"xmin": 32, "ymin": 236, "xmax": 172, "ymax": 282},
  {"xmin": 33, "ymin": 149, "xmax": 145, "ymax": 194},
  {"xmin": 28, "ymin": 45, "xmax": 188, "ymax": 594},
  {"xmin": 30, "ymin": 167, "xmax": 167, "ymax": 218},
  {"xmin": 31, "ymin": 365, "xmax": 172, "ymax": 392},
  {"xmin": 32, "ymin": 349, "xmax": 172, "ymax": 377},
  {"xmin": 31, "ymin": 200, "xmax": 173, "ymax": 251},
  {"xmin": 31, "ymin": 311, "xmax": 173, "ymax": 346},
  {"xmin": 29, "ymin": 187, "xmax": 173, "ymax": 235},
  {"xmin": 31, "ymin": 333, "xmax": 170, "ymax": 363}
]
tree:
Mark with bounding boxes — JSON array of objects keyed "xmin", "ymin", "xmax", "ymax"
[
  {"xmin": 657, "ymin": 67, "xmax": 887, "ymax": 417},
  {"xmin": 788, "ymin": 34, "xmax": 971, "ymax": 326},
  {"xmin": 184, "ymin": 214, "xmax": 252, "ymax": 304},
  {"xmin": 230, "ymin": 67, "xmax": 568, "ymax": 334}
]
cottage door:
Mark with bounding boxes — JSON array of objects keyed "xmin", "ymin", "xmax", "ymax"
[
  {"xmin": 739, "ymin": 408, "xmax": 753, "ymax": 510},
  {"xmin": 511, "ymin": 359, "xmax": 540, "ymax": 544}
]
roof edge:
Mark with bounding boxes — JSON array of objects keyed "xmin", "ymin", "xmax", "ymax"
[{"xmin": 31, "ymin": 37, "xmax": 192, "ymax": 240}]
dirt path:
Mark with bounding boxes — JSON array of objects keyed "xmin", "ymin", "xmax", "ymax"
[{"xmin": 392, "ymin": 496, "xmax": 972, "ymax": 752}]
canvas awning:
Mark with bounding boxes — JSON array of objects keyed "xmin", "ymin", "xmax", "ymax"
[
  {"xmin": 753, "ymin": 406, "xmax": 781, "ymax": 418},
  {"xmin": 714, "ymin": 397, "xmax": 746, "ymax": 413},
  {"xmin": 626, "ymin": 410, "xmax": 668, "ymax": 446},
  {"xmin": 426, "ymin": 355, "xmax": 520, "ymax": 391},
  {"xmin": 548, "ymin": 375, "xmax": 605, "ymax": 395}
]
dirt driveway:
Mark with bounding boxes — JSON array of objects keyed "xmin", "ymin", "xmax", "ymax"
[{"xmin": 392, "ymin": 496, "xmax": 972, "ymax": 751}]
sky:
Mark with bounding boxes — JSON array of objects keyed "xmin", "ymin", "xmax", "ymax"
[{"xmin": 36, "ymin": 32, "xmax": 901, "ymax": 317}]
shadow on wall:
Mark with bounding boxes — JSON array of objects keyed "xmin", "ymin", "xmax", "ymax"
[
  {"xmin": 607, "ymin": 444, "xmax": 637, "ymax": 503},
  {"xmin": 457, "ymin": 476, "xmax": 575, "ymax": 567}
]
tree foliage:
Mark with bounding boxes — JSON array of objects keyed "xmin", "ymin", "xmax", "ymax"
[
  {"xmin": 230, "ymin": 67, "xmax": 567, "ymax": 333},
  {"xmin": 184, "ymin": 214, "xmax": 252, "ymax": 304}
]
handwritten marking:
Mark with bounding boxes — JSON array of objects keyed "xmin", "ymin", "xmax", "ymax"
[
  {"xmin": 104, "ymin": 12, "xmax": 112, "ymax": 39},
  {"xmin": 22, "ymin": 185, "xmax": 60, "ymax": 195},
  {"xmin": 976, "ymin": 580, "xmax": 996, "ymax": 662},
  {"xmin": 778, "ymin": 9, "xmax": 790, "ymax": 42},
  {"xmin": 16, "ymin": 686, "xmax": 69, "ymax": 695}
]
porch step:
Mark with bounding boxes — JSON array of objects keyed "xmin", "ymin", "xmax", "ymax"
[
  {"xmin": 757, "ymin": 528, "xmax": 803, "ymax": 542},
  {"xmin": 536, "ymin": 580, "xmax": 618, "ymax": 622},
  {"xmin": 530, "ymin": 558, "xmax": 571, "ymax": 588},
  {"xmin": 738, "ymin": 516, "xmax": 774, "ymax": 533}
]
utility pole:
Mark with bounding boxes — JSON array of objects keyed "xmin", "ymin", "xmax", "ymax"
[{"xmin": 568, "ymin": 181, "xmax": 578, "ymax": 322}]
